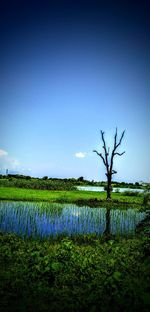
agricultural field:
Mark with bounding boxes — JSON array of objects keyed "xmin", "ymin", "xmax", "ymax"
[
  {"xmin": 0, "ymin": 201, "xmax": 147, "ymax": 238},
  {"xmin": 0, "ymin": 186, "xmax": 146, "ymax": 205},
  {"xmin": 0, "ymin": 183, "xmax": 149, "ymax": 311}
]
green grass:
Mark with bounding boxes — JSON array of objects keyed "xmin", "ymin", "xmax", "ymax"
[
  {"xmin": 0, "ymin": 232, "xmax": 149, "ymax": 312},
  {"xmin": 0, "ymin": 186, "xmax": 144, "ymax": 206}
]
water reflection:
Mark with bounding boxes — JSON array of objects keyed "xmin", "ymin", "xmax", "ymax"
[{"xmin": 0, "ymin": 201, "xmax": 146, "ymax": 238}]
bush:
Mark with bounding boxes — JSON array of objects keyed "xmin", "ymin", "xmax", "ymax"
[
  {"xmin": 143, "ymin": 194, "xmax": 150, "ymax": 205},
  {"xmin": 123, "ymin": 191, "xmax": 139, "ymax": 196},
  {"xmin": 115, "ymin": 188, "xmax": 120, "ymax": 193}
]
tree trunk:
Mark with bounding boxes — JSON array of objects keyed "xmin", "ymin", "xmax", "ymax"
[{"xmin": 106, "ymin": 175, "xmax": 112, "ymax": 200}]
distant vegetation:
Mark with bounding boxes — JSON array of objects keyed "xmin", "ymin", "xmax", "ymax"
[
  {"xmin": 0, "ymin": 175, "xmax": 76, "ymax": 191},
  {"xmin": 0, "ymin": 174, "xmax": 145, "ymax": 190},
  {"xmin": 76, "ymin": 176, "xmax": 144, "ymax": 189}
]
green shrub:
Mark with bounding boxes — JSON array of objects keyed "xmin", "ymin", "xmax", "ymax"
[
  {"xmin": 143, "ymin": 194, "xmax": 150, "ymax": 205},
  {"xmin": 123, "ymin": 191, "xmax": 139, "ymax": 196},
  {"xmin": 115, "ymin": 188, "xmax": 120, "ymax": 193}
]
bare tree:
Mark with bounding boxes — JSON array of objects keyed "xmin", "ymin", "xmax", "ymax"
[{"xmin": 93, "ymin": 128, "xmax": 125, "ymax": 200}]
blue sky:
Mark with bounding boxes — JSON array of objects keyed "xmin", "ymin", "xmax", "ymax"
[{"xmin": 0, "ymin": 1, "xmax": 149, "ymax": 182}]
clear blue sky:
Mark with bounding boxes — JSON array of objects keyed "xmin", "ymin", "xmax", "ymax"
[{"xmin": 0, "ymin": 1, "xmax": 149, "ymax": 182}]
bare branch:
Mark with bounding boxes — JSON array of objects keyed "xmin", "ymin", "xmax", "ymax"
[
  {"xmin": 112, "ymin": 170, "xmax": 117, "ymax": 175},
  {"xmin": 93, "ymin": 150, "xmax": 101, "ymax": 157},
  {"xmin": 114, "ymin": 151, "xmax": 125, "ymax": 156},
  {"xmin": 110, "ymin": 129, "xmax": 125, "ymax": 177},
  {"xmin": 100, "ymin": 130, "xmax": 109, "ymax": 172},
  {"xmin": 93, "ymin": 150, "xmax": 106, "ymax": 166},
  {"xmin": 116, "ymin": 130, "xmax": 125, "ymax": 148},
  {"xmin": 114, "ymin": 127, "xmax": 118, "ymax": 148},
  {"xmin": 101, "ymin": 131, "xmax": 106, "ymax": 147}
]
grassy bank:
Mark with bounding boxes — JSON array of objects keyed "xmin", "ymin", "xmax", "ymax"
[{"xmin": 0, "ymin": 186, "xmax": 144, "ymax": 206}]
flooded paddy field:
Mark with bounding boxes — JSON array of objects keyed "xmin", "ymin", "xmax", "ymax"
[{"xmin": 0, "ymin": 201, "xmax": 146, "ymax": 239}]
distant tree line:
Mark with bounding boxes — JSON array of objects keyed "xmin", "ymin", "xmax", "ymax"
[{"xmin": 0, "ymin": 173, "xmax": 145, "ymax": 190}]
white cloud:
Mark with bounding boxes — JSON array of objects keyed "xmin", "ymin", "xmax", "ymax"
[
  {"xmin": 0, "ymin": 149, "xmax": 21, "ymax": 172},
  {"xmin": 0, "ymin": 149, "xmax": 32, "ymax": 175},
  {"xmin": 0, "ymin": 149, "xmax": 8, "ymax": 157},
  {"xmin": 75, "ymin": 152, "xmax": 86, "ymax": 158}
]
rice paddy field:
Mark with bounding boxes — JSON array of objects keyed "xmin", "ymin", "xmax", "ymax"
[
  {"xmin": 0, "ymin": 186, "xmax": 150, "ymax": 311},
  {"xmin": 0, "ymin": 201, "xmax": 146, "ymax": 239},
  {"xmin": 0, "ymin": 186, "xmax": 144, "ymax": 204}
]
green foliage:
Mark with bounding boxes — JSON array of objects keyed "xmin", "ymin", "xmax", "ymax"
[
  {"xmin": 0, "ymin": 177, "xmax": 76, "ymax": 191},
  {"xmin": 136, "ymin": 210, "xmax": 150, "ymax": 237},
  {"xmin": 143, "ymin": 194, "xmax": 150, "ymax": 205},
  {"xmin": 115, "ymin": 188, "xmax": 120, "ymax": 193},
  {"xmin": 77, "ymin": 176, "xmax": 84, "ymax": 182},
  {"xmin": 123, "ymin": 191, "xmax": 139, "ymax": 196},
  {"xmin": 142, "ymin": 185, "xmax": 150, "ymax": 206},
  {"xmin": 0, "ymin": 232, "xmax": 149, "ymax": 312},
  {"xmin": 0, "ymin": 174, "xmax": 145, "ymax": 189}
]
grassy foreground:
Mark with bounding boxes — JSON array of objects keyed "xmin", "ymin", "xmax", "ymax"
[
  {"xmin": 0, "ymin": 187, "xmax": 144, "ymax": 206},
  {"xmin": 0, "ymin": 232, "xmax": 149, "ymax": 312}
]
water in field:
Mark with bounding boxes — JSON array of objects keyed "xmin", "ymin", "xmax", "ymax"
[
  {"xmin": 0, "ymin": 201, "xmax": 146, "ymax": 238},
  {"xmin": 77, "ymin": 186, "xmax": 144, "ymax": 193}
]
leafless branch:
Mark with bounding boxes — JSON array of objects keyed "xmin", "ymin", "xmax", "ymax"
[
  {"xmin": 114, "ymin": 127, "xmax": 117, "ymax": 148},
  {"xmin": 110, "ymin": 129, "xmax": 125, "ymax": 174},
  {"xmin": 112, "ymin": 170, "xmax": 117, "ymax": 175},
  {"xmin": 100, "ymin": 130, "xmax": 109, "ymax": 173},
  {"xmin": 93, "ymin": 150, "xmax": 106, "ymax": 166},
  {"xmin": 93, "ymin": 150, "xmax": 101, "ymax": 157},
  {"xmin": 116, "ymin": 130, "xmax": 125, "ymax": 149},
  {"xmin": 114, "ymin": 151, "xmax": 125, "ymax": 156}
]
